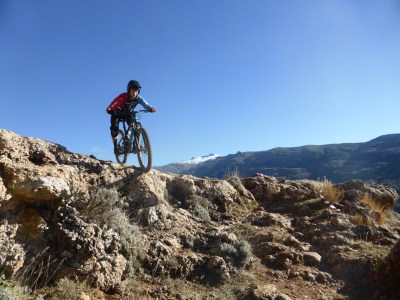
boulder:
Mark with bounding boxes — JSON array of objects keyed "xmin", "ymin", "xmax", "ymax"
[
  {"xmin": 251, "ymin": 283, "xmax": 277, "ymax": 300},
  {"xmin": 339, "ymin": 180, "xmax": 398, "ymax": 208},
  {"xmin": 302, "ymin": 252, "xmax": 322, "ymax": 267},
  {"xmin": 206, "ymin": 256, "xmax": 230, "ymax": 283},
  {"xmin": 248, "ymin": 210, "xmax": 291, "ymax": 228},
  {"xmin": 8, "ymin": 176, "xmax": 71, "ymax": 201}
]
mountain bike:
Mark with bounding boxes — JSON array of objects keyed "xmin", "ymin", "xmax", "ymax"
[{"xmin": 114, "ymin": 109, "xmax": 152, "ymax": 172}]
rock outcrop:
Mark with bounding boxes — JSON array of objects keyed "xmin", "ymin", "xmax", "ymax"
[{"xmin": 1, "ymin": 129, "xmax": 399, "ymax": 299}]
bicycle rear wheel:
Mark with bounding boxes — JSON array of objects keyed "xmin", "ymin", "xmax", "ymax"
[
  {"xmin": 115, "ymin": 130, "xmax": 127, "ymax": 164},
  {"xmin": 135, "ymin": 127, "xmax": 152, "ymax": 172}
]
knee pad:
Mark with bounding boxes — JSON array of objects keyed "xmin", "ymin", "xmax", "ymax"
[{"xmin": 110, "ymin": 126, "xmax": 119, "ymax": 138}]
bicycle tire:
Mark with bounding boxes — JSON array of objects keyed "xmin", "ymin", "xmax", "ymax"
[
  {"xmin": 136, "ymin": 127, "xmax": 152, "ymax": 172},
  {"xmin": 115, "ymin": 130, "xmax": 128, "ymax": 164}
]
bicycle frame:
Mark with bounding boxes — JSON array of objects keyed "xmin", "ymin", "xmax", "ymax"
[
  {"xmin": 120, "ymin": 121, "xmax": 136, "ymax": 149},
  {"xmin": 115, "ymin": 109, "xmax": 152, "ymax": 172},
  {"xmin": 120, "ymin": 110, "xmax": 145, "ymax": 148}
]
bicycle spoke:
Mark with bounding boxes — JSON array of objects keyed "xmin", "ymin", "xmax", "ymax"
[{"xmin": 136, "ymin": 127, "xmax": 152, "ymax": 172}]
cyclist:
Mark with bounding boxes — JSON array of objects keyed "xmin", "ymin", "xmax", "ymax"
[{"xmin": 106, "ymin": 80, "xmax": 156, "ymax": 153}]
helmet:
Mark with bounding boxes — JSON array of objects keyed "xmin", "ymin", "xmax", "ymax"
[{"xmin": 127, "ymin": 80, "xmax": 141, "ymax": 92}]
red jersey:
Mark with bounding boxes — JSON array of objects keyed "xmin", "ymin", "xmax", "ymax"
[{"xmin": 106, "ymin": 93, "xmax": 129, "ymax": 114}]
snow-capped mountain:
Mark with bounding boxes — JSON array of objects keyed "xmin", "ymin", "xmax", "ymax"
[
  {"xmin": 154, "ymin": 153, "xmax": 221, "ymax": 174},
  {"xmin": 180, "ymin": 153, "xmax": 220, "ymax": 165}
]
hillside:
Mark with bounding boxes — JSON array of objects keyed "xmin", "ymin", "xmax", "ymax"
[
  {"xmin": 156, "ymin": 134, "xmax": 400, "ymax": 191},
  {"xmin": 1, "ymin": 129, "xmax": 400, "ymax": 300}
]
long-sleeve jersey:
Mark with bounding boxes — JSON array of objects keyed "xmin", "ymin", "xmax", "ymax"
[{"xmin": 106, "ymin": 93, "xmax": 152, "ymax": 114}]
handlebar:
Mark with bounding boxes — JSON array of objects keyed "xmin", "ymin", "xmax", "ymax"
[
  {"xmin": 127, "ymin": 107, "xmax": 150, "ymax": 113},
  {"xmin": 126, "ymin": 109, "xmax": 151, "ymax": 123}
]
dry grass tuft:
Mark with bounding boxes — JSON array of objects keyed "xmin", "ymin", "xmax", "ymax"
[
  {"xmin": 224, "ymin": 167, "xmax": 241, "ymax": 180},
  {"xmin": 224, "ymin": 167, "xmax": 247, "ymax": 194},
  {"xmin": 362, "ymin": 194, "xmax": 389, "ymax": 225},
  {"xmin": 317, "ymin": 178, "xmax": 344, "ymax": 204},
  {"xmin": 349, "ymin": 213, "xmax": 372, "ymax": 226},
  {"xmin": 14, "ymin": 247, "xmax": 65, "ymax": 292}
]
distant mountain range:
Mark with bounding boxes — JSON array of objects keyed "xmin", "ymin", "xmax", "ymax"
[
  {"xmin": 155, "ymin": 153, "xmax": 220, "ymax": 174},
  {"xmin": 155, "ymin": 134, "xmax": 400, "ymax": 191}
]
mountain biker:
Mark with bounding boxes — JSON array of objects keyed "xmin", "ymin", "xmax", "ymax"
[{"xmin": 106, "ymin": 80, "xmax": 156, "ymax": 153}]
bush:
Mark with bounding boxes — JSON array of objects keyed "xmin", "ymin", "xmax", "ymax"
[
  {"xmin": 81, "ymin": 187, "xmax": 125, "ymax": 223},
  {"xmin": 220, "ymin": 243, "xmax": 238, "ymax": 257},
  {"xmin": 0, "ymin": 288, "xmax": 18, "ymax": 300},
  {"xmin": 81, "ymin": 187, "xmax": 144, "ymax": 274},
  {"xmin": 235, "ymin": 240, "xmax": 252, "ymax": 261},
  {"xmin": 220, "ymin": 240, "xmax": 252, "ymax": 265},
  {"xmin": 192, "ymin": 203, "xmax": 211, "ymax": 221},
  {"xmin": 0, "ymin": 274, "xmax": 29, "ymax": 300},
  {"xmin": 48, "ymin": 278, "xmax": 95, "ymax": 300},
  {"xmin": 186, "ymin": 196, "xmax": 211, "ymax": 221}
]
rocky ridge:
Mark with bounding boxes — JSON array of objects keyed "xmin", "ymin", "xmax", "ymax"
[{"xmin": 1, "ymin": 129, "xmax": 400, "ymax": 299}]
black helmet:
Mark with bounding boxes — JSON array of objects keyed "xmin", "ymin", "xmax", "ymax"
[{"xmin": 127, "ymin": 80, "xmax": 141, "ymax": 92}]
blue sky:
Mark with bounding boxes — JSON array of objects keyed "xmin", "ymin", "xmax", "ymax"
[{"xmin": 1, "ymin": 1, "xmax": 399, "ymax": 166}]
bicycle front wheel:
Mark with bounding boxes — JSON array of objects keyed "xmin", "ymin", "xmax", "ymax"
[
  {"xmin": 115, "ymin": 130, "xmax": 127, "ymax": 164},
  {"xmin": 135, "ymin": 127, "xmax": 152, "ymax": 172}
]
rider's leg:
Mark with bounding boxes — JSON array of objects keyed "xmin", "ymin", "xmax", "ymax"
[{"xmin": 110, "ymin": 115, "xmax": 119, "ymax": 152}]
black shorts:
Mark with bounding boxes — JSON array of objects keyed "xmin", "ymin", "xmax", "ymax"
[{"xmin": 110, "ymin": 113, "xmax": 133, "ymax": 137}]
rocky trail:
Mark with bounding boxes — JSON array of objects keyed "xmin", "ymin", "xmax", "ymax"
[{"xmin": 1, "ymin": 129, "xmax": 400, "ymax": 300}]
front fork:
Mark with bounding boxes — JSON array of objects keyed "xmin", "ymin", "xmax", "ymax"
[{"xmin": 128, "ymin": 125, "xmax": 139, "ymax": 152}]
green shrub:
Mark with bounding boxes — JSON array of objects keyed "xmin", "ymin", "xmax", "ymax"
[
  {"xmin": 192, "ymin": 203, "xmax": 211, "ymax": 221},
  {"xmin": 0, "ymin": 287, "xmax": 19, "ymax": 300},
  {"xmin": 235, "ymin": 240, "xmax": 252, "ymax": 260},
  {"xmin": 81, "ymin": 187, "xmax": 144, "ymax": 274},
  {"xmin": 82, "ymin": 187, "xmax": 125, "ymax": 223},
  {"xmin": 48, "ymin": 278, "xmax": 94, "ymax": 300},
  {"xmin": 220, "ymin": 240, "xmax": 252, "ymax": 265},
  {"xmin": 220, "ymin": 243, "xmax": 238, "ymax": 257},
  {"xmin": 0, "ymin": 274, "xmax": 29, "ymax": 300},
  {"xmin": 186, "ymin": 195, "xmax": 211, "ymax": 221}
]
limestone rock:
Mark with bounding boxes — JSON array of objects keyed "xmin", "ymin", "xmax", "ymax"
[
  {"xmin": 54, "ymin": 206, "xmax": 127, "ymax": 290},
  {"xmin": 251, "ymin": 283, "xmax": 277, "ymax": 299},
  {"xmin": 0, "ymin": 223, "xmax": 25, "ymax": 277},
  {"xmin": 248, "ymin": 210, "xmax": 291, "ymax": 228},
  {"xmin": 340, "ymin": 179, "xmax": 398, "ymax": 208},
  {"xmin": 302, "ymin": 252, "xmax": 322, "ymax": 267},
  {"xmin": 9, "ymin": 176, "xmax": 71, "ymax": 201},
  {"xmin": 206, "ymin": 256, "xmax": 230, "ymax": 283}
]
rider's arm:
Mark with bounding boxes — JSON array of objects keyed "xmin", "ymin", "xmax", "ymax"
[{"xmin": 136, "ymin": 95, "xmax": 154, "ymax": 111}]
